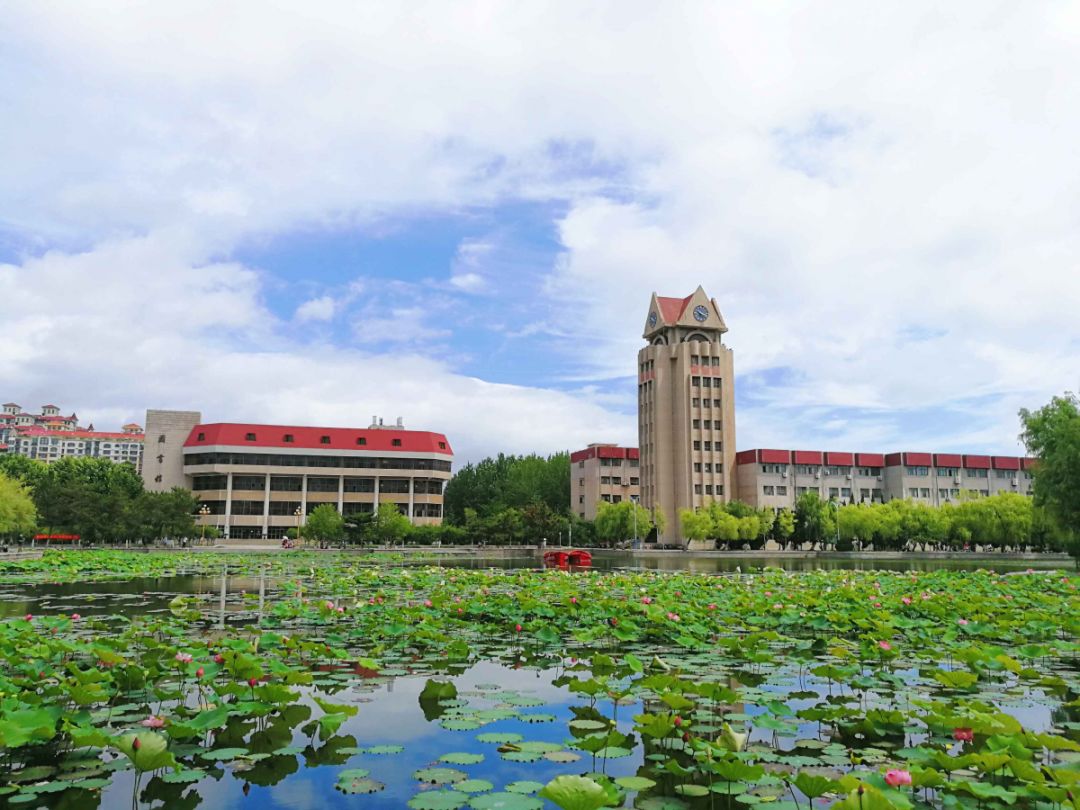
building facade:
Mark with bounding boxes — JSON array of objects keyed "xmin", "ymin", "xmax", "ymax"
[
  {"xmin": 638, "ymin": 287, "xmax": 736, "ymax": 542},
  {"xmin": 570, "ymin": 444, "xmax": 640, "ymax": 520},
  {"xmin": 735, "ymin": 448, "xmax": 1034, "ymax": 509},
  {"xmin": 0, "ymin": 401, "xmax": 143, "ymax": 468},
  {"xmin": 142, "ymin": 411, "xmax": 453, "ymax": 539}
]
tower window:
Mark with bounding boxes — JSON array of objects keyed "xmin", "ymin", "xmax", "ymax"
[
  {"xmin": 320, "ymin": 435, "xmax": 330, "ymax": 444},
  {"xmin": 196, "ymin": 433, "xmax": 205, "ymax": 441},
  {"xmin": 392, "ymin": 439, "xmax": 402, "ymax": 447},
  {"xmin": 284, "ymin": 434, "xmax": 294, "ymax": 442},
  {"xmin": 245, "ymin": 433, "xmax": 256, "ymax": 441},
  {"xmin": 357, "ymin": 437, "xmax": 367, "ymax": 445}
]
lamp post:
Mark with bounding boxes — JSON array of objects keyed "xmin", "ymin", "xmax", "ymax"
[
  {"xmin": 631, "ymin": 495, "xmax": 639, "ymax": 546},
  {"xmin": 294, "ymin": 505, "xmax": 303, "ymax": 545},
  {"xmin": 199, "ymin": 504, "xmax": 210, "ymax": 545}
]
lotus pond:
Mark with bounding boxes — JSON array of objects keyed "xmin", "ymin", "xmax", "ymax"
[{"xmin": 0, "ymin": 551, "xmax": 1077, "ymax": 810}]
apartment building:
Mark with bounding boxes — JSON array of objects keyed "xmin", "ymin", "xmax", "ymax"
[
  {"xmin": 570, "ymin": 444, "xmax": 640, "ymax": 520},
  {"xmin": 143, "ymin": 410, "xmax": 453, "ymax": 539},
  {"xmin": 638, "ymin": 287, "xmax": 736, "ymax": 543},
  {"xmin": 0, "ymin": 401, "xmax": 144, "ymax": 468},
  {"xmin": 735, "ymin": 448, "xmax": 1034, "ymax": 508}
]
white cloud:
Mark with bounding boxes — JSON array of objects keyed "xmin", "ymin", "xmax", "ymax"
[
  {"xmin": 0, "ymin": 233, "xmax": 633, "ymax": 462},
  {"xmin": 294, "ymin": 295, "xmax": 336, "ymax": 323},
  {"xmin": 1, "ymin": 2, "xmax": 1078, "ymax": 455}
]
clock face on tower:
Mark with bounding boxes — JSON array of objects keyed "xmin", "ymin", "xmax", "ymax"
[
  {"xmin": 648, "ymin": 311, "xmax": 657, "ymax": 327},
  {"xmin": 693, "ymin": 305, "xmax": 709, "ymax": 322}
]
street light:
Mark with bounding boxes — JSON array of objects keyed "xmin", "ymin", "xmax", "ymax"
[
  {"xmin": 198, "ymin": 504, "xmax": 210, "ymax": 545},
  {"xmin": 631, "ymin": 495, "xmax": 639, "ymax": 546},
  {"xmin": 294, "ymin": 505, "xmax": 303, "ymax": 545}
]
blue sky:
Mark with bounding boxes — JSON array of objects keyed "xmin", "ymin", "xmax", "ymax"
[{"xmin": 1, "ymin": 3, "xmax": 1077, "ymax": 464}]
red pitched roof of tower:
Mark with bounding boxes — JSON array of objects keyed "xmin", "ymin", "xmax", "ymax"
[{"xmin": 656, "ymin": 295, "xmax": 692, "ymax": 323}]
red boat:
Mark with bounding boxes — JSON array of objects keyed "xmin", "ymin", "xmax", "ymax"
[{"xmin": 543, "ymin": 549, "xmax": 592, "ymax": 568}]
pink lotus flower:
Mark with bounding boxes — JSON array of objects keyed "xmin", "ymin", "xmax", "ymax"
[
  {"xmin": 423, "ymin": 600, "xmax": 432, "ymax": 607},
  {"xmin": 884, "ymin": 769, "xmax": 912, "ymax": 788},
  {"xmin": 901, "ymin": 597, "xmax": 912, "ymax": 606},
  {"xmin": 24, "ymin": 613, "xmax": 32, "ymax": 621},
  {"xmin": 772, "ymin": 603, "xmax": 783, "ymax": 610},
  {"xmin": 457, "ymin": 607, "xmax": 463, "ymax": 614},
  {"xmin": 337, "ymin": 606, "xmax": 344, "ymax": 614},
  {"xmin": 514, "ymin": 624, "xmax": 522, "ymax": 633},
  {"xmin": 175, "ymin": 652, "xmax": 193, "ymax": 664},
  {"xmin": 213, "ymin": 654, "xmax": 225, "ymax": 664},
  {"xmin": 921, "ymin": 592, "xmax": 931, "ymax": 600},
  {"xmin": 641, "ymin": 596, "xmax": 652, "ymax": 605},
  {"xmin": 708, "ymin": 603, "xmax": 717, "ymax": 610},
  {"xmin": 957, "ymin": 618, "xmax": 969, "ymax": 626},
  {"xmin": 141, "ymin": 715, "xmax": 165, "ymax": 729},
  {"xmin": 195, "ymin": 667, "xmax": 205, "ymax": 678},
  {"xmin": 953, "ymin": 727, "xmax": 974, "ymax": 742},
  {"xmin": 70, "ymin": 613, "xmax": 81, "ymax": 621},
  {"xmin": 570, "ymin": 597, "xmax": 577, "ymax": 604},
  {"xmin": 878, "ymin": 641, "xmax": 892, "ymax": 651},
  {"xmin": 325, "ymin": 601, "xmax": 335, "ymax": 610},
  {"xmin": 764, "ymin": 591, "xmax": 772, "ymax": 597},
  {"xmin": 667, "ymin": 612, "xmax": 680, "ymax": 622},
  {"xmin": 873, "ymin": 602, "xmax": 882, "ymax": 608}
]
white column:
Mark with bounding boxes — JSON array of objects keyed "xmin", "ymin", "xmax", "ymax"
[
  {"xmin": 224, "ymin": 472, "xmax": 233, "ymax": 539},
  {"xmin": 408, "ymin": 477, "xmax": 415, "ymax": 521},
  {"xmin": 262, "ymin": 474, "xmax": 271, "ymax": 538},
  {"xmin": 337, "ymin": 475, "xmax": 344, "ymax": 513},
  {"xmin": 301, "ymin": 474, "xmax": 308, "ymax": 517}
]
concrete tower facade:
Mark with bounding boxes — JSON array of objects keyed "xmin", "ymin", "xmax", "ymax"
[{"xmin": 637, "ymin": 287, "xmax": 736, "ymax": 544}]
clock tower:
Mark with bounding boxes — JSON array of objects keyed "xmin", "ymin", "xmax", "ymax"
[{"xmin": 637, "ymin": 286, "xmax": 736, "ymax": 545}]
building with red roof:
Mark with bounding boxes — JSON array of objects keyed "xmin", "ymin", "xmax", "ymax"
[
  {"xmin": 734, "ymin": 448, "xmax": 1034, "ymax": 509},
  {"xmin": 0, "ymin": 401, "xmax": 143, "ymax": 469},
  {"xmin": 143, "ymin": 409, "xmax": 454, "ymax": 540},
  {"xmin": 570, "ymin": 444, "xmax": 640, "ymax": 521}
]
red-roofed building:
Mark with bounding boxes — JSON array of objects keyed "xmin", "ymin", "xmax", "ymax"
[
  {"xmin": 0, "ymin": 400, "xmax": 144, "ymax": 469},
  {"xmin": 570, "ymin": 444, "xmax": 640, "ymax": 521},
  {"xmin": 734, "ymin": 447, "xmax": 1033, "ymax": 507},
  {"xmin": 143, "ymin": 409, "xmax": 454, "ymax": 540}
]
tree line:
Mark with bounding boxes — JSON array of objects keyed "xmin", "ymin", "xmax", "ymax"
[{"xmin": 0, "ymin": 455, "xmax": 199, "ymax": 543}]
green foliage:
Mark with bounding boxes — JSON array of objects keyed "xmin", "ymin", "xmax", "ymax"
[
  {"xmin": 443, "ymin": 452, "xmax": 570, "ymax": 524},
  {"xmin": 1021, "ymin": 393, "xmax": 1080, "ymax": 551},
  {"xmin": 373, "ymin": 502, "xmax": 412, "ymax": 545},
  {"xmin": 305, "ymin": 504, "xmax": 346, "ymax": 543},
  {"xmin": 122, "ymin": 488, "xmax": 199, "ymax": 541},
  {"xmin": 30, "ymin": 456, "xmax": 144, "ymax": 542},
  {"xmin": 595, "ymin": 500, "xmax": 655, "ymax": 544},
  {"xmin": 0, "ymin": 472, "xmax": 37, "ymax": 536}
]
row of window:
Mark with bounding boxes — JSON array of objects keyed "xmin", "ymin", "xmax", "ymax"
[
  {"xmin": 184, "ymin": 452, "xmax": 452, "ymax": 472},
  {"xmin": 691, "ymin": 419, "xmax": 722, "ymax": 430},
  {"xmin": 690, "ymin": 398, "xmax": 723, "ymax": 408},
  {"xmin": 192, "ymin": 475, "xmax": 444, "ymax": 494},
  {"xmin": 690, "ymin": 377, "xmax": 721, "ymax": 388},
  {"xmin": 194, "ymin": 430, "xmax": 449, "ymax": 451},
  {"xmin": 597, "ymin": 476, "xmax": 640, "ymax": 485},
  {"xmin": 693, "ymin": 484, "xmax": 724, "ymax": 496},
  {"xmin": 692, "ymin": 440, "xmax": 722, "ymax": 452},
  {"xmin": 692, "ymin": 462, "xmax": 722, "ymax": 473},
  {"xmin": 196, "ymin": 500, "xmax": 439, "ymax": 517},
  {"xmin": 689, "ymin": 355, "xmax": 722, "ymax": 367}
]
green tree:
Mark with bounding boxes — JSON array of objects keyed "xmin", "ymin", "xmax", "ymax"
[
  {"xmin": 1020, "ymin": 393, "xmax": 1080, "ymax": 551},
  {"xmin": 794, "ymin": 492, "xmax": 831, "ymax": 549},
  {"xmin": 0, "ymin": 455, "xmax": 47, "ymax": 489},
  {"xmin": 32, "ymin": 457, "xmax": 144, "ymax": 543},
  {"xmin": 372, "ymin": 502, "xmax": 411, "ymax": 546},
  {"xmin": 305, "ymin": 504, "xmax": 346, "ymax": 545},
  {"xmin": 774, "ymin": 508, "xmax": 795, "ymax": 548},
  {"xmin": 122, "ymin": 488, "xmax": 199, "ymax": 541},
  {"xmin": 0, "ymin": 472, "xmax": 37, "ymax": 536},
  {"xmin": 444, "ymin": 452, "xmax": 571, "ymax": 524},
  {"xmin": 679, "ymin": 508, "xmax": 713, "ymax": 542},
  {"xmin": 594, "ymin": 500, "xmax": 655, "ymax": 546}
]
